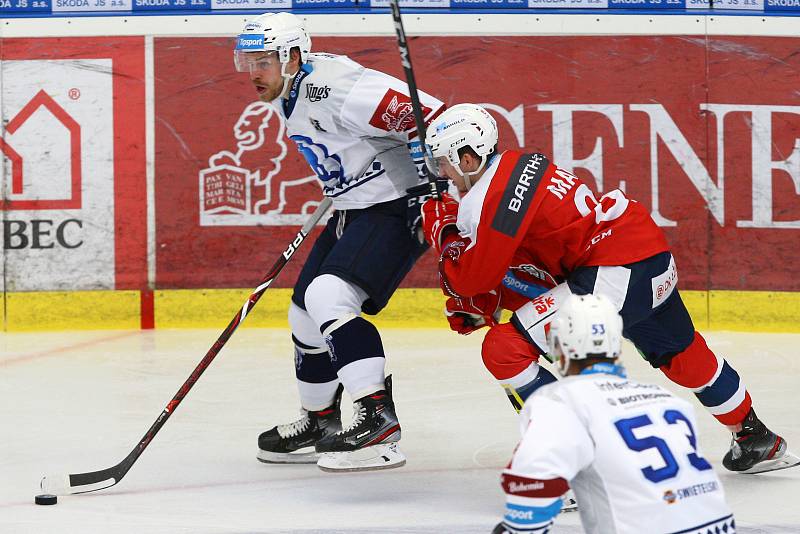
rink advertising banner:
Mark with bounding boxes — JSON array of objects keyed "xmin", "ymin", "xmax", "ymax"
[
  {"xmin": 153, "ymin": 35, "xmax": 800, "ymax": 294},
  {"xmin": 1, "ymin": 0, "xmax": 352, "ymax": 12},
  {"xmin": 1, "ymin": 38, "xmax": 146, "ymax": 291},
  {"xmin": 4, "ymin": 0, "xmax": 799, "ymax": 12}
]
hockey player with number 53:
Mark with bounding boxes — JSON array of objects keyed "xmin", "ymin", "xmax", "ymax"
[
  {"xmin": 420, "ymin": 103, "xmax": 798, "ymax": 474},
  {"xmin": 233, "ymin": 13, "xmax": 444, "ymax": 472},
  {"xmin": 493, "ymin": 294, "xmax": 735, "ymax": 534}
]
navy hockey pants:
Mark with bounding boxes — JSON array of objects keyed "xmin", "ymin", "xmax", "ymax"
[
  {"xmin": 292, "ymin": 197, "xmax": 428, "ymax": 315},
  {"xmin": 568, "ymin": 251, "xmax": 696, "ymax": 368}
]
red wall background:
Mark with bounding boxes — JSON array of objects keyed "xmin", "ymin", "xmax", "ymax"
[
  {"xmin": 154, "ymin": 36, "xmax": 800, "ymax": 291},
  {"xmin": 2, "ymin": 37, "xmax": 147, "ymax": 290}
]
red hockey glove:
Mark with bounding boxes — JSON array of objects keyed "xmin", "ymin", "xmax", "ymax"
[
  {"xmin": 406, "ymin": 179, "xmax": 451, "ymax": 245},
  {"xmin": 445, "ymin": 290, "xmax": 501, "ymax": 335},
  {"xmin": 421, "ymin": 193, "xmax": 459, "ymax": 253}
]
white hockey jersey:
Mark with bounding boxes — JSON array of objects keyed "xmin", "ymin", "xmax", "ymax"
[
  {"xmin": 502, "ymin": 371, "xmax": 734, "ymax": 534},
  {"xmin": 275, "ymin": 53, "xmax": 444, "ymax": 210}
]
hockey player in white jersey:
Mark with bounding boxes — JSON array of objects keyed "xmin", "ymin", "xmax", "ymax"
[
  {"xmin": 494, "ymin": 294, "xmax": 735, "ymax": 534},
  {"xmin": 233, "ymin": 12, "xmax": 445, "ymax": 472}
]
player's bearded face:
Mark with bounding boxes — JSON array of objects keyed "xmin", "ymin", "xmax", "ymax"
[{"xmin": 243, "ymin": 52, "xmax": 285, "ymax": 103}]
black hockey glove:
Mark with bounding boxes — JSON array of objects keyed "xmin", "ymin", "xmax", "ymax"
[{"xmin": 406, "ymin": 178, "xmax": 450, "ymax": 245}]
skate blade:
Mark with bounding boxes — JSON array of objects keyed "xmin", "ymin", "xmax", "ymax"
[
  {"xmin": 317, "ymin": 442, "xmax": 406, "ymax": 473},
  {"xmin": 739, "ymin": 450, "xmax": 800, "ymax": 474},
  {"xmin": 257, "ymin": 449, "xmax": 319, "ymax": 464},
  {"xmin": 560, "ymin": 490, "xmax": 579, "ymax": 513}
]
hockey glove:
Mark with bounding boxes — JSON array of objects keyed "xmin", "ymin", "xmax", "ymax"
[
  {"xmin": 445, "ymin": 290, "xmax": 501, "ymax": 335},
  {"xmin": 406, "ymin": 179, "xmax": 450, "ymax": 245},
  {"xmin": 421, "ymin": 192, "xmax": 460, "ymax": 253}
]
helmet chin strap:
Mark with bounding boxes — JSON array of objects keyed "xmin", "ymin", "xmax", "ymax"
[
  {"xmin": 456, "ymin": 154, "xmax": 488, "ymax": 192},
  {"xmin": 265, "ymin": 62, "xmax": 298, "ymax": 103},
  {"xmin": 462, "ymin": 173, "xmax": 473, "ymax": 192},
  {"xmin": 280, "ymin": 62, "xmax": 296, "ymax": 99}
]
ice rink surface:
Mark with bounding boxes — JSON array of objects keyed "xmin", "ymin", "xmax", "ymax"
[{"xmin": 2, "ymin": 328, "xmax": 799, "ymax": 534}]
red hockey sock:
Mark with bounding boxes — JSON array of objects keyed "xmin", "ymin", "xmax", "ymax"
[{"xmin": 659, "ymin": 331, "xmax": 751, "ymax": 427}]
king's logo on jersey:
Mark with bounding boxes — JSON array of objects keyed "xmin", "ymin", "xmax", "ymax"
[{"xmin": 305, "ymin": 84, "xmax": 330, "ymax": 102}]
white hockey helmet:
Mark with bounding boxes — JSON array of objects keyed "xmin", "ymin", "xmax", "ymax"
[
  {"xmin": 426, "ymin": 103, "xmax": 498, "ymax": 184},
  {"xmin": 548, "ymin": 294, "xmax": 623, "ymax": 377},
  {"xmin": 234, "ymin": 12, "xmax": 311, "ymax": 73}
]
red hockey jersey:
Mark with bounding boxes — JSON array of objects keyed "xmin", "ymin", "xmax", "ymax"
[{"xmin": 441, "ymin": 150, "xmax": 670, "ymax": 300}]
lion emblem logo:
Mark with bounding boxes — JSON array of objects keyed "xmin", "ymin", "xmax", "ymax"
[{"xmin": 199, "ymin": 101, "xmax": 320, "ymax": 226}]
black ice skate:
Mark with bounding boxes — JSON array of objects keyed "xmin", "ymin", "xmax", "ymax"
[
  {"xmin": 561, "ymin": 489, "xmax": 578, "ymax": 512},
  {"xmin": 257, "ymin": 384, "xmax": 343, "ymax": 464},
  {"xmin": 316, "ymin": 376, "xmax": 406, "ymax": 472},
  {"xmin": 722, "ymin": 408, "xmax": 800, "ymax": 474}
]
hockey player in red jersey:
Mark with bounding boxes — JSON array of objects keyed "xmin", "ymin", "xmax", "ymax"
[{"xmin": 420, "ymin": 103, "xmax": 798, "ymax": 474}]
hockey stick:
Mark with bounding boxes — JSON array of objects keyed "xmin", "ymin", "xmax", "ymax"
[
  {"xmin": 41, "ymin": 197, "xmax": 333, "ymax": 495},
  {"xmin": 389, "ymin": 0, "xmax": 441, "ymax": 200}
]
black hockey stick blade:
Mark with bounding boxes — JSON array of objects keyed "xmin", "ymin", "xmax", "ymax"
[
  {"xmin": 40, "ymin": 197, "xmax": 333, "ymax": 495},
  {"xmin": 42, "ymin": 460, "xmax": 130, "ymax": 495}
]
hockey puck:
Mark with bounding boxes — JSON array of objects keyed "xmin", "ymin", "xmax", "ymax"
[{"xmin": 35, "ymin": 494, "xmax": 57, "ymax": 505}]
